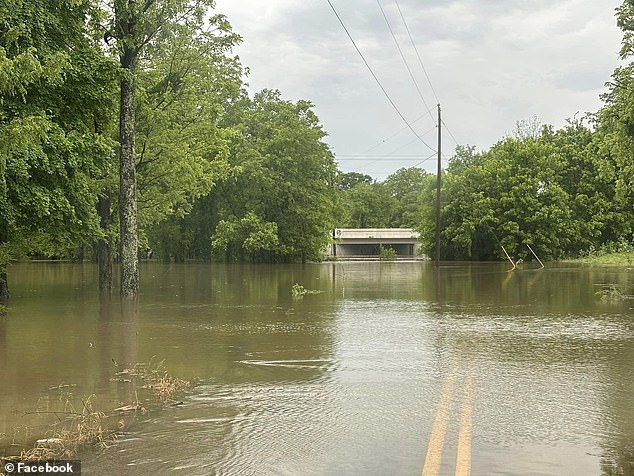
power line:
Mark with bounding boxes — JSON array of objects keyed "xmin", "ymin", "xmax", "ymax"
[
  {"xmin": 412, "ymin": 152, "xmax": 438, "ymax": 168},
  {"xmin": 337, "ymin": 154, "xmax": 429, "ymax": 157},
  {"xmin": 325, "ymin": 0, "xmax": 436, "ymax": 153},
  {"xmin": 340, "ymin": 125, "xmax": 436, "ymax": 170},
  {"xmin": 442, "ymin": 119, "xmax": 460, "ymax": 146},
  {"xmin": 393, "ymin": 0, "xmax": 461, "ymax": 147},
  {"xmin": 393, "ymin": 0, "xmax": 439, "ymax": 103},
  {"xmin": 357, "ymin": 112, "xmax": 428, "ymax": 155},
  {"xmin": 337, "ymin": 156, "xmax": 434, "ymax": 160},
  {"xmin": 376, "ymin": 0, "xmax": 435, "ymax": 123},
  {"xmin": 348, "ymin": 124, "xmax": 436, "ymax": 158}
]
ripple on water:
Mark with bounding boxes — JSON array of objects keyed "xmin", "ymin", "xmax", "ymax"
[{"xmin": 83, "ymin": 294, "xmax": 633, "ymax": 475}]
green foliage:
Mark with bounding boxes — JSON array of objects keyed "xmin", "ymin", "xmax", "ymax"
[
  {"xmin": 291, "ymin": 283, "xmax": 307, "ymax": 297},
  {"xmin": 336, "ymin": 171, "xmax": 373, "ymax": 191},
  {"xmin": 2, "ymin": 0, "xmax": 633, "ymax": 274},
  {"xmin": 146, "ymin": 218, "xmax": 193, "ymax": 262},
  {"xmin": 211, "ymin": 212, "xmax": 280, "ymax": 262},
  {"xmin": 336, "ymin": 167, "xmax": 426, "ymax": 229},
  {"xmin": 413, "ymin": 0, "xmax": 634, "ymax": 262},
  {"xmin": 155, "ymin": 89, "xmax": 338, "ymax": 263},
  {"xmin": 383, "ymin": 167, "xmax": 427, "ymax": 227},
  {"xmin": 291, "ymin": 282, "xmax": 323, "ymax": 297},
  {"xmin": 593, "ymin": 0, "xmax": 634, "ymax": 223},
  {"xmin": 580, "ymin": 239, "xmax": 634, "ymax": 258},
  {"xmin": 378, "ymin": 246, "xmax": 398, "ymax": 261},
  {"xmin": 134, "ymin": 12, "xmax": 243, "ymax": 227},
  {"xmin": 419, "ymin": 121, "xmax": 631, "ymax": 261},
  {"xmin": 0, "ymin": 0, "xmax": 118, "ymax": 262},
  {"xmin": 339, "ymin": 182, "xmax": 394, "ymax": 228}
]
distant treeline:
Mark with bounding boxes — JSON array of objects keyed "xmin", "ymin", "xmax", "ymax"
[
  {"xmin": 341, "ymin": 116, "xmax": 634, "ymax": 262},
  {"xmin": 1, "ymin": 0, "xmax": 634, "ymax": 296}
]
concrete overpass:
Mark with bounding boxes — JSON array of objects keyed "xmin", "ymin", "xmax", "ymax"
[{"xmin": 326, "ymin": 228, "xmax": 423, "ymax": 259}]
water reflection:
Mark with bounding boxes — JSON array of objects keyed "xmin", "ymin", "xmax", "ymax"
[{"xmin": 0, "ymin": 262, "xmax": 632, "ymax": 474}]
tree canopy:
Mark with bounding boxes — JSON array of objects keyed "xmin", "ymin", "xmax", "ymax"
[
  {"xmin": 418, "ymin": 123, "xmax": 630, "ymax": 261},
  {"xmin": 2, "ymin": 0, "xmax": 634, "ymax": 295},
  {"xmin": 149, "ymin": 89, "xmax": 338, "ymax": 263},
  {"xmin": 0, "ymin": 0, "xmax": 118, "ymax": 300}
]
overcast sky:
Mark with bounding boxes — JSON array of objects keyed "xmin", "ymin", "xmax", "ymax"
[{"xmin": 214, "ymin": 0, "xmax": 623, "ymax": 180}]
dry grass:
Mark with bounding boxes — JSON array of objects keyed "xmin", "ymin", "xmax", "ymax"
[
  {"xmin": 113, "ymin": 357, "xmax": 192, "ymax": 403},
  {"xmin": 2, "ymin": 359, "xmax": 192, "ymax": 464},
  {"xmin": 18, "ymin": 396, "xmax": 113, "ymax": 462}
]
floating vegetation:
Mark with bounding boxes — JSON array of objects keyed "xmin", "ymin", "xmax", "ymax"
[
  {"xmin": 595, "ymin": 284, "xmax": 634, "ymax": 302},
  {"xmin": 291, "ymin": 283, "xmax": 324, "ymax": 297},
  {"xmin": 113, "ymin": 358, "xmax": 192, "ymax": 404},
  {"xmin": 292, "ymin": 283, "xmax": 307, "ymax": 296}
]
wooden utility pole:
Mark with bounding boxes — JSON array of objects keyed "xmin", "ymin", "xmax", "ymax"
[{"xmin": 435, "ymin": 104, "xmax": 441, "ymax": 266}]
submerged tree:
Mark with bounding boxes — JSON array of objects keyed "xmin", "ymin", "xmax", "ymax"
[
  {"xmin": 210, "ymin": 90, "xmax": 337, "ymax": 262},
  {"xmin": 149, "ymin": 89, "xmax": 338, "ymax": 263},
  {"xmin": 419, "ymin": 122, "xmax": 629, "ymax": 261},
  {"xmin": 594, "ymin": 0, "xmax": 634, "ymax": 241},
  {"xmin": 0, "ymin": 0, "xmax": 118, "ymax": 303},
  {"xmin": 77, "ymin": 0, "xmax": 241, "ymax": 292}
]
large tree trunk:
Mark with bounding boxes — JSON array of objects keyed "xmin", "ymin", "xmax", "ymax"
[
  {"xmin": 119, "ymin": 52, "xmax": 139, "ymax": 297},
  {"xmin": 0, "ymin": 268, "xmax": 8, "ymax": 306},
  {"xmin": 97, "ymin": 191, "xmax": 113, "ymax": 293},
  {"xmin": 0, "ymin": 228, "xmax": 8, "ymax": 306}
]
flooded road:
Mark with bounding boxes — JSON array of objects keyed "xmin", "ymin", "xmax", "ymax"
[{"xmin": 1, "ymin": 262, "xmax": 633, "ymax": 475}]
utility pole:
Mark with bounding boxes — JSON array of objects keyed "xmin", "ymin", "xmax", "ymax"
[{"xmin": 435, "ymin": 104, "xmax": 441, "ymax": 266}]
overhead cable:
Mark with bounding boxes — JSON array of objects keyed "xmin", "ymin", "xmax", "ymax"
[
  {"xmin": 325, "ymin": 0, "xmax": 436, "ymax": 153},
  {"xmin": 394, "ymin": 0, "xmax": 460, "ymax": 146},
  {"xmin": 412, "ymin": 152, "xmax": 440, "ymax": 168},
  {"xmin": 339, "ymin": 125, "xmax": 436, "ymax": 169},
  {"xmin": 358, "ymin": 112, "xmax": 428, "ymax": 155},
  {"xmin": 393, "ymin": 0, "xmax": 439, "ymax": 103},
  {"xmin": 442, "ymin": 119, "xmax": 460, "ymax": 146},
  {"xmin": 376, "ymin": 0, "xmax": 435, "ymax": 123}
]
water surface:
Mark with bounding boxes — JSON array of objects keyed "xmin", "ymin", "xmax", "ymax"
[{"xmin": 1, "ymin": 262, "xmax": 633, "ymax": 475}]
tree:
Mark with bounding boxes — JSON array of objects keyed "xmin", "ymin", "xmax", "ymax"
[
  {"xmin": 211, "ymin": 212, "xmax": 280, "ymax": 261},
  {"xmin": 553, "ymin": 119, "xmax": 630, "ymax": 250},
  {"xmin": 134, "ymin": 14, "xmax": 242, "ymax": 230},
  {"xmin": 594, "ymin": 1, "xmax": 634, "ymax": 239},
  {"xmin": 336, "ymin": 171, "xmax": 373, "ymax": 191},
  {"xmin": 340, "ymin": 182, "xmax": 394, "ymax": 229},
  {"xmin": 383, "ymin": 167, "xmax": 427, "ymax": 227},
  {"xmin": 0, "ymin": 0, "xmax": 118, "ymax": 304},
  {"xmin": 107, "ymin": 0, "xmax": 221, "ymax": 295},
  {"xmin": 419, "ymin": 122, "xmax": 630, "ymax": 262},
  {"xmin": 221, "ymin": 90, "xmax": 338, "ymax": 262},
  {"xmin": 149, "ymin": 89, "xmax": 338, "ymax": 263}
]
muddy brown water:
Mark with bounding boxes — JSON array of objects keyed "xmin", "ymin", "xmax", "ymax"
[{"xmin": 0, "ymin": 262, "xmax": 633, "ymax": 475}]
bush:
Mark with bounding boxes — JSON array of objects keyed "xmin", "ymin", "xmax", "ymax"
[{"xmin": 379, "ymin": 246, "xmax": 398, "ymax": 261}]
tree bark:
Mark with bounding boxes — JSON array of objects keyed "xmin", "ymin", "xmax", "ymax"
[
  {"xmin": 97, "ymin": 191, "xmax": 114, "ymax": 293},
  {"xmin": 0, "ymin": 268, "xmax": 8, "ymax": 306},
  {"xmin": 0, "ymin": 225, "xmax": 8, "ymax": 305},
  {"xmin": 1, "ymin": 180, "xmax": 8, "ymax": 305},
  {"xmin": 119, "ymin": 71, "xmax": 139, "ymax": 297}
]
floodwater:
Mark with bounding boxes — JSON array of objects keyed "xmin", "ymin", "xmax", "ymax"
[{"xmin": 0, "ymin": 261, "xmax": 633, "ymax": 475}]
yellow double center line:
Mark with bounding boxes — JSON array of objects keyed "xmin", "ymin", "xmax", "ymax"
[{"xmin": 421, "ymin": 368, "xmax": 476, "ymax": 476}]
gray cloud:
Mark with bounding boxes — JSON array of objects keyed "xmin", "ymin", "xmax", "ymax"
[{"xmin": 215, "ymin": 0, "xmax": 623, "ymax": 179}]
